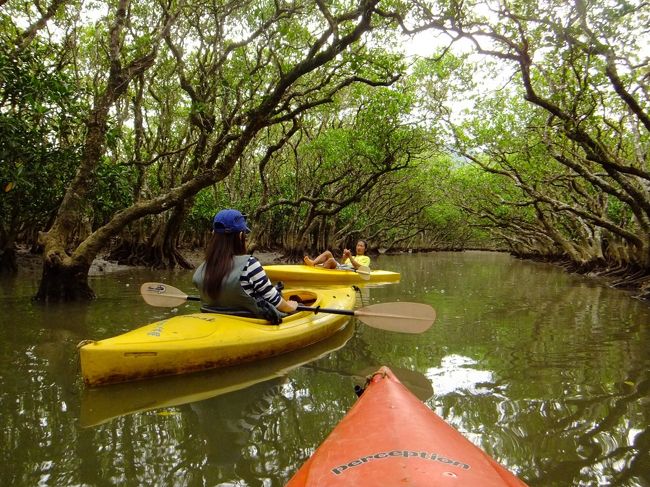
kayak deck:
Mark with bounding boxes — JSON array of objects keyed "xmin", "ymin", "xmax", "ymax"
[
  {"xmin": 264, "ymin": 264, "xmax": 400, "ymax": 283},
  {"xmin": 287, "ymin": 366, "xmax": 528, "ymax": 486},
  {"xmin": 79, "ymin": 287, "xmax": 356, "ymax": 387}
]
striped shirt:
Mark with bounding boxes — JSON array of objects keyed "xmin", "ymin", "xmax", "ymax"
[{"xmin": 240, "ymin": 256, "xmax": 281, "ymax": 306}]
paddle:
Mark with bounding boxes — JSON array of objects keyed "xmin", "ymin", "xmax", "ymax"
[
  {"xmin": 140, "ymin": 282, "xmax": 436, "ymax": 334},
  {"xmin": 295, "ymin": 302, "xmax": 434, "ymax": 333}
]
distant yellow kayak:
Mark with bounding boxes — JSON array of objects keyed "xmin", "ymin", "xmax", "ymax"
[
  {"xmin": 264, "ymin": 264, "xmax": 400, "ymax": 283},
  {"xmin": 79, "ymin": 287, "xmax": 356, "ymax": 387}
]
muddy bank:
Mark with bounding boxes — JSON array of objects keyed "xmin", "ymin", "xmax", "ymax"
[{"xmin": 511, "ymin": 252, "xmax": 650, "ymax": 301}]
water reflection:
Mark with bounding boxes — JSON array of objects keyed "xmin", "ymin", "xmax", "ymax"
[
  {"xmin": 426, "ymin": 354, "xmax": 494, "ymax": 396},
  {"xmin": 191, "ymin": 378, "xmax": 287, "ymax": 472}
]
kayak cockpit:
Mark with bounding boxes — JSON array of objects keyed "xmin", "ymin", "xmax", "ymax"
[{"xmin": 199, "ymin": 289, "xmax": 319, "ymax": 320}]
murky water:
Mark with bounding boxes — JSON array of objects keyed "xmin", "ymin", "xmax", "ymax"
[{"xmin": 1, "ymin": 251, "xmax": 648, "ymax": 486}]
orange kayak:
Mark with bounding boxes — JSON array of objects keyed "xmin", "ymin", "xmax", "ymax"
[{"xmin": 286, "ymin": 366, "xmax": 528, "ymax": 486}]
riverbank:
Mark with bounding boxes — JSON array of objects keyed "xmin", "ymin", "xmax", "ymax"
[
  {"xmin": 14, "ymin": 246, "xmax": 286, "ymax": 276},
  {"xmin": 510, "ymin": 252, "xmax": 650, "ymax": 301}
]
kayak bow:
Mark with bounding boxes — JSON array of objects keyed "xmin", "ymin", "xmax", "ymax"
[{"xmin": 287, "ymin": 366, "xmax": 528, "ymax": 486}]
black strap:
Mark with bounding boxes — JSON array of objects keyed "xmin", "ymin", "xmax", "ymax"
[{"xmin": 254, "ymin": 298, "xmax": 284, "ymax": 325}]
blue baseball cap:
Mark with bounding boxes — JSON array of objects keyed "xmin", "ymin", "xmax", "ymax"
[{"xmin": 213, "ymin": 209, "xmax": 251, "ymax": 234}]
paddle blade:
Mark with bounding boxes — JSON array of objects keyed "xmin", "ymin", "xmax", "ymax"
[
  {"xmin": 140, "ymin": 282, "xmax": 189, "ymax": 307},
  {"xmin": 355, "ymin": 302, "xmax": 435, "ymax": 334},
  {"xmin": 356, "ymin": 265, "xmax": 371, "ymax": 280}
]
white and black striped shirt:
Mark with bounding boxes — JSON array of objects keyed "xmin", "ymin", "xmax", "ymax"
[{"xmin": 240, "ymin": 256, "xmax": 281, "ymax": 306}]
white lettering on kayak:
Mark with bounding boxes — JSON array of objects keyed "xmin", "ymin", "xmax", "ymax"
[
  {"xmin": 147, "ymin": 321, "xmax": 168, "ymax": 337},
  {"xmin": 331, "ymin": 450, "xmax": 470, "ymax": 476}
]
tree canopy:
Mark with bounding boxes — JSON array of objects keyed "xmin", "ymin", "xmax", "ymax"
[{"xmin": 1, "ymin": 0, "xmax": 649, "ymax": 298}]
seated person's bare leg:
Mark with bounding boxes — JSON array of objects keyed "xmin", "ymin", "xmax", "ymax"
[{"xmin": 304, "ymin": 250, "xmax": 334, "ymax": 266}]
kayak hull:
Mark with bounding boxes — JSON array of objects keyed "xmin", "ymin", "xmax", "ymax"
[
  {"xmin": 287, "ymin": 366, "xmax": 528, "ymax": 486},
  {"xmin": 264, "ymin": 264, "xmax": 400, "ymax": 283},
  {"xmin": 79, "ymin": 287, "xmax": 355, "ymax": 387},
  {"xmin": 80, "ymin": 323, "xmax": 355, "ymax": 427}
]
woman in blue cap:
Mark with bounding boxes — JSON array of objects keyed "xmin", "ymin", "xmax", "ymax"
[{"xmin": 193, "ymin": 209, "xmax": 298, "ymax": 321}]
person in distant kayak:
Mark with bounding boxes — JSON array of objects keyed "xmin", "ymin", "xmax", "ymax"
[
  {"xmin": 303, "ymin": 240, "xmax": 370, "ymax": 271},
  {"xmin": 193, "ymin": 209, "xmax": 298, "ymax": 321}
]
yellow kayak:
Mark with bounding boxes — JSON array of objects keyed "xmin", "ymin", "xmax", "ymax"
[
  {"xmin": 80, "ymin": 323, "xmax": 355, "ymax": 427},
  {"xmin": 264, "ymin": 264, "xmax": 400, "ymax": 283},
  {"xmin": 79, "ymin": 287, "xmax": 356, "ymax": 387}
]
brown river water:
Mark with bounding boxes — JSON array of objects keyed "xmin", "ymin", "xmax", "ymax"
[{"xmin": 1, "ymin": 251, "xmax": 648, "ymax": 486}]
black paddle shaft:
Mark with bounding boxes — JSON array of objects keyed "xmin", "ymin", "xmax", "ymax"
[
  {"xmin": 182, "ymin": 297, "xmax": 351, "ymax": 316},
  {"xmin": 296, "ymin": 305, "xmax": 355, "ymax": 317}
]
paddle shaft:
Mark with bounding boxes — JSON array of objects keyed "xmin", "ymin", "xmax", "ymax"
[
  {"xmin": 176, "ymin": 299, "xmax": 367, "ymax": 318},
  {"xmin": 296, "ymin": 305, "xmax": 355, "ymax": 317},
  {"xmin": 157, "ymin": 295, "xmax": 362, "ymax": 318}
]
